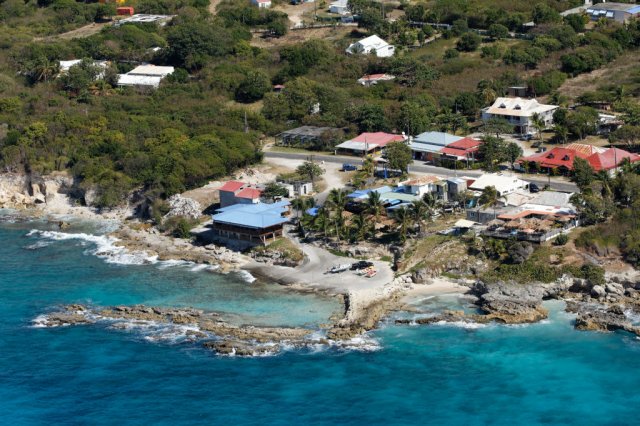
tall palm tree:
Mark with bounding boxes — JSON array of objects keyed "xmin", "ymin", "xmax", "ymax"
[
  {"xmin": 394, "ymin": 207, "xmax": 411, "ymax": 243},
  {"xmin": 367, "ymin": 190, "xmax": 384, "ymax": 222},
  {"xmin": 531, "ymin": 112, "xmax": 545, "ymax": 142},
  {"xmin": 479, "ymin": 185, "xmax": 505, "ymax": 219},
  {"xmin": 410, "ymin": 200, "xmax": 431, "ymax": 235},
  {"xmin": 315, "ymin": 207, "xmax": 332, "ymax": 238},
  {"xmin": 350, "ymin": 213, "xmax": 372, "ymax": 242},
  {"xmin": 554, "ymin": 124, "xmax": 568, "ymax": 146},
  {"xmin": 327, "ymin": 189, "xmax": 348, "ymax": 241}
]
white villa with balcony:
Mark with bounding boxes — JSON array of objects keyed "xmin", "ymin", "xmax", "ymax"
[{"xmin": 481, "ymin": 97, "xmax": 559, "ymax": 135}]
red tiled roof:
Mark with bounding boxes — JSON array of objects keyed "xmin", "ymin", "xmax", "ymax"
[
  {"xmin": 587, "ymin": 148, "xmax": 640, "ymax": 171},
  {"xmin": 499, "ymin": 210, "xmax": 575, "ymax": 220},
  {"xmin": 219, "ymin": 181, "xmax": 246, "ymax": 192},
  {"xmin": 351, "ymin": 132, "xmax": 405, "ymax": 147},
  {"xmin": 235, "ymin": 188, "xmax": 262, "ymax": 199},
  {"xmin": 519, "ymin": 147, "xmax": 588, "ymax": 170},
  {"xmin": 446, "ymin": 137, "xmax": 482, "ymax": 150},
  {"xmin": 521, "ymin": 146, "xmax": 640, "ymax": 172}
]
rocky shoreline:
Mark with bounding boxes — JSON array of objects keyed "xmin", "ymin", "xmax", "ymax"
[
  {"xmin": 34, "ymin": 304, "xmax": 378, "ymax": 356},
  {"xmin": 396, "ymin": 274, "xmax": 640, "ymax": 338}
]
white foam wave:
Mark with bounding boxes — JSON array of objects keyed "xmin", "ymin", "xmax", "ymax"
[
  {"xmin": 31, "ymin": 314, "xmax": 52, "ymax": 328},
  {"xmin": 28, "ymin": 229, "xmax": 158, "ymax": 266},
  {"xmin": 433, "ymin": 320, "xmax": 487, "ymax": 329},
  {"xmin": 237, "ymin": 270, "xmax": 256, "ymax": 283}
]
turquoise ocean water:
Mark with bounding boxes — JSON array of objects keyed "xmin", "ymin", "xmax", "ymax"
[{"xmin": 1, "ymin": 214, "xmax": 640, "ymax": 425}]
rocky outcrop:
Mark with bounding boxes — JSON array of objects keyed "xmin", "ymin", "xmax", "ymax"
[
  {"xmin": 36, "ymin": 304, "xmax": 312, "ymax": 356},
  {"xmin": 164, "ymin": 195, "xmax": 202, "ymax": 220},
  {"xmin": 111, "ymin": 227, "xmax": 248, "ymax": 270},
  {"xmin": 568, "ymin": 302, "xmax": 640, "ymax": 336},
  {"xmin": 470, "ymin": 281, "xmax": 548, "ymax": 323}
]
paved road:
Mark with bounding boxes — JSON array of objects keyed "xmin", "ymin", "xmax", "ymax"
[{"xmin": 264, "ymin": 151, "xmax": 578, "ymax": 193}]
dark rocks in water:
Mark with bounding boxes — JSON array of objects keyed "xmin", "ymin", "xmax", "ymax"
[
  {"xmin": 36, "ymin": 304, "xmax": 310, "ymax": 356},
  {"xmin": 203, "ymin": 340, "xmax": 279, "ymax": 357},
  {"xmin": 571, "ymin": 302, "xmax": 640, "ymax": 336}
]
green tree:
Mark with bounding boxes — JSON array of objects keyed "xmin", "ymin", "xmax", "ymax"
[
  {"xmin": 235, "ymin": 70, "xmax": 270, "ymax": 103},
  {"xmin": 327, "ymin": 188, "xmax": 348, "ymax": 241},
  {"xmin": 479, "ymin": 185, "xmax": 505, "ymax": 219},
  {"xmin": 410, "ymin": 200, "xmax": 431, "ymax": 235},
  {"xmin": 28, "ymin": 57, "xmax": 60, "ymax": 83},
  {"xmin": 567, "ymin": 107, "xmax": 599, "ymax": 140},
  {"xmin": 487, "ymin": 24, "xmax": 509, "ymax": 40},
  {"xmin": 479, "ymin": 136, "xmax": 507, "ymax": 171},
  {"xmin": 481, "ymin": 118, "xmax": 514, "ymax": 138},
  {"xmin": 505, "ymin": 142, "xmax": 523, "ymax": 169},
  {"xmin": 394, "ymin": 207, "xmax": 411, "ymax": 243},
  {"xmin": 263, "ymin": 182, "xmax": 289, "ymax": 201},
  {"xmin": 296, "ymin": 160, "xmax": 324, "ymax": 184},
  {"xmin": 385, "ymin": 141, "xmax": 412, "ymax": 174},
  {"xmin": 456, "ymin": 32, "xmax": 481, "ymax": 52},
  {"xmin": 367, "ymin": 190, "xmax": 384, "ymax": 222},
  {"xmin": 531, "ymin": 112, "xmax": 546, "ymax": 142},
  {"xmin": 571, "ymin": 157, "xmax": 595, "ymax": 190}
]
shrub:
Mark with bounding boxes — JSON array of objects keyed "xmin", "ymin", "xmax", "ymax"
[
  {"xmin": 553, "ymin": 233, "xmax": 569, "ymax": 246},
  {"xmin": 456, "ymin": 32, "xmax": 481, "ymax": 52}
]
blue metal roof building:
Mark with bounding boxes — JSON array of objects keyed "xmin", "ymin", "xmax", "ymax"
[
  {"xmin": 211, "ymin": 201, "xmax": 291, "ymax": 246},
  {"xmin": 212, "ymin": 201, "xmax": 290, "ymax": 229}
]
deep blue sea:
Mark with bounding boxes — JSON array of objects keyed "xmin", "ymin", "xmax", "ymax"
[{"xmin": 2, "ymin": 213, "xmax": 640, "ymax": 426}]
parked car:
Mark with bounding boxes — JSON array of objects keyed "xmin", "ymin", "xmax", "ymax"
[
  {"xmin": 351, "ymin": 261, "xmax": 374, "ymax": 270},
  {"xmin": 342, "ymin": 163, "xmax": 357, "ymax": 172},
  {"xmin": 529, "ymin": 183, "xmax": 540, "ymax": 193}
]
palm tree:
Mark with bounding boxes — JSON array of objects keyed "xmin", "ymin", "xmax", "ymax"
[
  {"xmin": 327, "ymin": 189, "xmax": 348, "ymax": 241},
  {"xmin": 554, "ymin": 124, "xmax": 568, "ymax": 146},
  {"xmin": 410, "ymin": 200, "xmax": 431, "ymax": 235},
  {"xmin": 613, "ymin": 86, "xmax": 627, "ymax": 105},
  {"xmin": 531, "ymin": 112, "xmax": 545, "ymax": 142},
  {"xmin": 367, "ymin": 190, "xmax": 384, "ymax": 222},
  {"xmin": 479, "ymin": 185, "xmax": 505, "ymax": 219},
  {"xmin": 394, "ymin": 207, "xmax": 411, "ymax": 243},
  {"xmin": 314, "ymin": 207, "xmax": 332, "ymax": 238},
  {"xmin": 350, "ymin": 213, "xmax": 372, "ymax": 242},
  {"xmin": 31, "ymin": 57, "xmax": 60, "ymax": 83},
  {"xmin": 362, "ymin": 155, "xmax": 375, "ymax": 177},
  {"xmin": 422, "ymin": 192, "xmax": 438, "ymax": 212}
]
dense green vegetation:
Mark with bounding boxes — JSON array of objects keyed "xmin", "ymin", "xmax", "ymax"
[{"xmin": 0, "ymin": 0, "xmax": 639, "ymax": 213}]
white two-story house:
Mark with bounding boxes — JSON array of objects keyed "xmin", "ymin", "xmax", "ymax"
[{"xmin": 481, "ymin": 97, "xmax": 558, "ymax": 136}]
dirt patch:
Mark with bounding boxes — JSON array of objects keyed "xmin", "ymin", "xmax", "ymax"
[
  {"xmin": 35, "ymin": 22, "xmax": 109, "ymax": 41},
  {"xmin": 251, "ymin": 26, "xmax": 352, "ymax": 49}
]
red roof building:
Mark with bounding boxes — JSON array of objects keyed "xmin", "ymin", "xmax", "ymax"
[
  {"xmin": 587, "ymin": 148, "xmax": 640, "ymax": 171},
  {"xmin": 519, "ymin": 145, "xmax": 640, "ymax": 173},
  {"xmin": 235, "ymin": 188, "xmax": 262, "ymax": 200},
  {"xmin": 350, "ymin": 132, "xmax": 405, "ymax": 147},
  {"xmin": 219, "ymin": 181, "xmax": 263, "ymax": 207},
  {"xmin": 439, "ymin": 137, "xmax": 482, "ymax": 161},
  {"xmin": 219, "ymin": 181, "xmax": 246, "ymax": 193}
]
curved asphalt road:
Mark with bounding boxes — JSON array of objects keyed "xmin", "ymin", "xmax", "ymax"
[{"xmin": 264, "ymin": 151, "xmax": 578, "ymax": 193}]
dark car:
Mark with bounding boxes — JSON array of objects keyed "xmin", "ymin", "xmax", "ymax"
[
  {"xmin": 529, "ymin": 183, "xmax": 540, "ymax": 193},
  {"xmin": 351, "ymin": 261, "xmax": 374, "ymax": 270}
]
